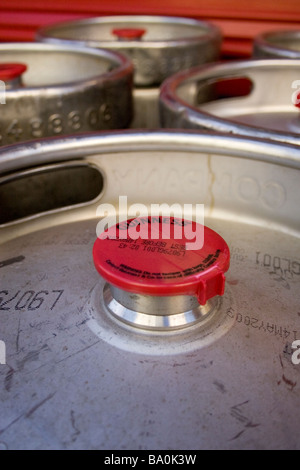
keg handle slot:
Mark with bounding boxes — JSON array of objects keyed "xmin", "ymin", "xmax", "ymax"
[
  {"xmin": 0, "ymin": 162, "xmax": 104, "ymax": 225},
  {"xmin": 111, "ymin": 28, "xmax": 146, "ymax": 40},
  {"xmin": 196, "ymin": 76, "xmax": 254, "ymax": 105}
]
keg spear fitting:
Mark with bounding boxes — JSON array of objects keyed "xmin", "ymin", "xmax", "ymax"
[{"xmin": 93, "ymin": 216, "xmax": 230, "ymax": 331}]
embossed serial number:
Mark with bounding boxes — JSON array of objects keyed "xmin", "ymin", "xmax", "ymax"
[
  {"xmin": 0, "ymin": 289, "xmax": 64, "ymax": 311},
  {"xmin": 0, "ymin": 105, "xmax": 112, "ymax": 143}
]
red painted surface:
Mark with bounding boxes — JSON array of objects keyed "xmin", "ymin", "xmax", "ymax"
[
  {"xmin": 0, "ymin": 1, "xmax": 299, "ymax": 57},
  {"xmin": 0, "ymin": 63, "xmax": 27, "ymax": 80},
  {"xmin": 93, "ymin": 217, "xmax": 230, "ymax": 305}
]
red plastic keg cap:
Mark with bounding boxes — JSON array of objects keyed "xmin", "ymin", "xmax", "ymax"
[
  {"xmin": 112, "ymin": 28, "xmax": 146, "ymax": 40},
  {"xmin": 0, "ymin": 63, "xmax": 27, "ymax": 81},
  {"xmin": 93, "ymin": 217, "xmax": 230, "ymax": 305}
]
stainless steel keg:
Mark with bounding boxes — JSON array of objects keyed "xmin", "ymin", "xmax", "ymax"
[
  {"xmin": 253, "ymin": 29, "xmax": 300, "ymax": 59},
  {"xmin": 159, "ymin": 59, "xmax": 300, "ymax": 145},
  {"xmin": 0, "ymin": 43, "xmax": 133, "ymax": 146},
  {"xmin": 36, "ymin": 16, "xmax": 222, "ymax": 128},
  {"xmin": 0, "ymin": 130, "xmax": 300, "ymax": 450}
]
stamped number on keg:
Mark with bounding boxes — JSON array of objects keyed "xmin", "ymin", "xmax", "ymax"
[
  {"xmin": 0, "ymin": 119, "xmax": 23, "ymax": 143},
  {"xmin": 0, "ymin": 105, "xmax": 112, "ymax": 142},
  {"xmin": 226, "ymin": 307, "xmax": 299, "ymax": 342},
  {"xmin": 0, "ymin": 289, "xmax": 64, "ymax": 311},
  {"xmin": 256, "ymin": 252, "xmax": 300, "ymax": 274}
]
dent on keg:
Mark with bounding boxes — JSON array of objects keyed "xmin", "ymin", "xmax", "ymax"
[
  {"xmin": 0, "ymin": 130, "xmax": 300, "ymax": 450},
  {"xmin": 159, "ymin": 59, "xmax": 300, "ymax": 145},
  {"xmin": 253, "ymin": 29, "xmax": 300, "ymax": 59},
  {"xmin": 36, "ymin": 16, "xmax": 222, "ymax": 128},
  {"xmin": 0, "ymin": 43, "xmax": 133, "ymax": 146}
]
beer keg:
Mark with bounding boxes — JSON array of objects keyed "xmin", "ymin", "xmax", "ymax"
[
  {"xmin": 0, "ymin": 43, "xmax": 133, "ymax": 146},
  {"xmin": 36, "ymin": 16, "xmax": 222, "ymax": 128},
  {"xmin": 0, "ymin": 130, "xmax": 299, "ymax": 449}
]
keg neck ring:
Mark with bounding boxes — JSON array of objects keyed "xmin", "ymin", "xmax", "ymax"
[{"xmin": 103, "ymin": 283, "xmax": 219, "ymax": 331}]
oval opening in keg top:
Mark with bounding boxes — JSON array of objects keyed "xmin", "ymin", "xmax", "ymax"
[
  {"xmin": 0, "ymin": 163, "xmax": 103, "ymax": 225},
  {"xmin": 196, "ymin": 76, "xmax": 254, "ymax": 105}
]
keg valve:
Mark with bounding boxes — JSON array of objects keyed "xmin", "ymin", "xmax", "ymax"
[
  {"xmin": 0, "ymin": 63, "xmax": 27, "ymax": 89},
  {"xmin": 93, "ymin": 217, "xmax": 230, "ymax": 330},
  {"xmin": 112, "ymin": 28, "xmax": 146, "ymax": 40}
]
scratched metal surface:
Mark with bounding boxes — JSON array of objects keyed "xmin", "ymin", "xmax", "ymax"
[{"xmin": 0, "ymin": 131, "xmax": 299, "ymax": 450}]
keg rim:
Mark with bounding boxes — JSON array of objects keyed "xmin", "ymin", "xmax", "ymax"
[
  {"xmin": 0, "ymin": 129, "xmax": 299, "ymax": 176},
  {"xmin": 253, "ymin": 29, "xmax": 300, "ymax": 59},
  {"xmin": 36, "ymin": 15, "xmax": 222, "ymax": 49},
  {"xmin": 159, "ymin": 58, "xmax": 300, "ymax": 146},
  {"xmin": 0, "ymin": 41, "xmax": 133, "ymax": 91}
]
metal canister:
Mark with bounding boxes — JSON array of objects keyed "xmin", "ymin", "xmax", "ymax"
[
  {"xmin": 159, "ymin": 59, "xmax": 300, "ymax": 145},
  {"xmin": 36, "ymin": 16, "xmax": 222, "ymax": 128},
  {"xmin": 0, "ymin": 43, "xmax": 133, "ymax": 146},
  {"xmin": 253, "ymin": 29, "xmax": 300, "ymax": 59},
  {"xmin": 0, "ymin": 130, "xmax": 300, "ymax": 450}
]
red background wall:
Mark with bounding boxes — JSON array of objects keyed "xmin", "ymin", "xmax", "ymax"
[{"xmin": 0, "ymin": 0, "xmax": 300, "ymax": 58}]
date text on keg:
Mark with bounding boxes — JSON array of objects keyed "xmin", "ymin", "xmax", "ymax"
[
  {"xmin": 292, "ymin": 340, "xmax": 300, "ymax": 365},
  {"xmin": 0, "ymin": 289, "xmax": 64, "ymax": 311}
]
